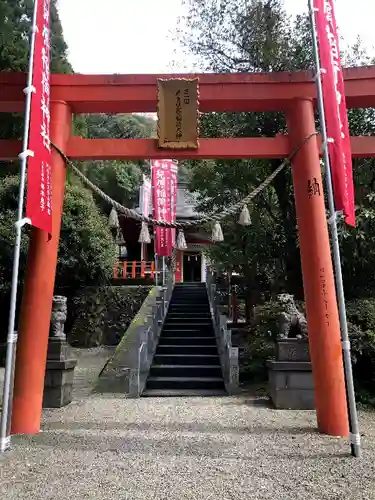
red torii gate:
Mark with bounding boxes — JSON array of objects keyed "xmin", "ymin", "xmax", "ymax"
[{"xmin": 2, "ymin": 66, "xmax": 375, "ymax": 438}]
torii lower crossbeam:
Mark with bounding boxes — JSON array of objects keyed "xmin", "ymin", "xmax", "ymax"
[{"xmin": 1, "ymin": 136, "xmax": 375, "ymax": 161}]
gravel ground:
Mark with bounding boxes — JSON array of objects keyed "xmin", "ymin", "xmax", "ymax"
[{"xmin": 1, "ymin": 348, "xmax": 375, "ymax": 500}]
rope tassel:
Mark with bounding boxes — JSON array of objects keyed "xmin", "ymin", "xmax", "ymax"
[
  {"xmin": 138, "ymin": 221, "xmax": 151, "ymax": 244},
  {"xmin": 171, "ymin": 247, "xmax": 177, "ymax": 272},
  {"xmin": 238, "ymin": 204, "xmax": 251, "ymax": 226},
  {"xmin": 212, "ymin": 222, "xmax": 224, "ymax": 242},
  {"xmin": 108, "ymin": 207, "xmax": 119, "ymax": 229},
  {"xmin": 176, "ymin": 229, "xmax": 187, "ymax": 250},
  {"xmin": 51, "ymin": 133, "xmax": 317, "ymax": 232}
]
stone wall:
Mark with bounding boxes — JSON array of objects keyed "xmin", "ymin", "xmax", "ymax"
[
  {"xmin": 95, "ymin": 287, "xmax": 160, "ymax": 395},
  {"xmin": 67, "ymin": 285, "xmax": 150, "ymax": 347}
]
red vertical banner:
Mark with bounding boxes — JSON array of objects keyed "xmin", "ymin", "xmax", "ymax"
[
  {"xmin": 169, "ymin": 162, "xmax": 178, "ymax": 248},
  {"xmin": 313, "ymin": 0, "xmax": 355, "ymax": 226},
  {"xmin": 151, "ymin": 159, "xmax": 173, "ymax": 257},
  {"xmin": 26, "ymin": 0, "xmax": 52, "ymax": 234}
]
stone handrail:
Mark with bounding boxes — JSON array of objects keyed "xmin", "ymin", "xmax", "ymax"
[
  {"xmin": 131, "ymin": 273, "xmax": 174, "ymax": 397},
  {"xmin": 95, "ymin": 271, "xmax": 174, "ymax": 396},
  {"xmin": 206, "ymin": 268, "xmax": 239, "ymax": 395}
]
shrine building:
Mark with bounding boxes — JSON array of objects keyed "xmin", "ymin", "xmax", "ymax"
[{"xmin": 114, "ymin": 183, "xmax": 211, "ymax": 283}]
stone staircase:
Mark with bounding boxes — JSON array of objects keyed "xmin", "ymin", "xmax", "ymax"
[{"xmin": 143, "ymin": 283, "xmax": 226, "ymax": 396}]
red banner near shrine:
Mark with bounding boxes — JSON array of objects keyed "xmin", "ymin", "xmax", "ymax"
[
  {"xmin": 175, "ymin": 250, "xmax": 182, "ymax": 283},
  {"xmin": 314, "ymin": 0, "xmax": 355, "ymax": 226},
  {"xmin": 151, "ymin": 159, "xmax": 174, "ymax": 257},
  {"xmin": 26, "ymin": 0, "xmax": 52, "ymax": 234},
  {"xmin": 169, "ymin": 162, "xmax": 178, "ymax": 247}
]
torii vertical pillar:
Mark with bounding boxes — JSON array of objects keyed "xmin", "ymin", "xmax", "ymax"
[
  {"xmin": 287, "ymin": 99, "xmax": 349, "ymax": 437},
  {"xmin": 11, "ymin": 101, "xmax": 72, "ymax": 435}
]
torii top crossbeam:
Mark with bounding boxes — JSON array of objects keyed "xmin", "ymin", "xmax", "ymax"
[
  {"xmin": 1, "ymin": 66, "xmax": 375, "ymax": 161},
  {"xmin": 2, "ymin": 66, "xmax": 375, "ymax": 113}
]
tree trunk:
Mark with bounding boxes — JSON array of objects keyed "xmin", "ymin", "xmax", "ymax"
[{"xmin": 272, "ymin": 163, "xmax": 304, "ymax": 299}]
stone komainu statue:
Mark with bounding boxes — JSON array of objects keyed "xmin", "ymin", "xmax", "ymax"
[
  {"xmin": 50, "ymin": 295, "xmax": 68, "ymax": 340},
  {"xmin": 276, "ymin": 293, "xmax": 308, "ymax": 339}
]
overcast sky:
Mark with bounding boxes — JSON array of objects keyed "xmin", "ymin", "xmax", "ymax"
[{"xmin": 56, "ymin": 0, "xmax": 374, "ymax": 74}]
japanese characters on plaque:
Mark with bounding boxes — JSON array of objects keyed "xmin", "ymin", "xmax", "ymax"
[
  {"xmin": 157, "ymin": 78, "xmax": 199, "ymax": 149},
  {"xmin": 175, "ymin": 88, "xmax": 191, "ymax": 141},
  {"xmin": 26, "ymin": 0, "xmax": 52, "ymax": 234}
]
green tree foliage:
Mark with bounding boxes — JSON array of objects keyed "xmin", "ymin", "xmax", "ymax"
[
  {"xmin": 179, "ymin": 0, "xmax": 375, "ymax": 301},
  {"xmin": 56, "ymin": 183, "xmax": 117, "ymax": 289},
  {"xmin": 0, "ymin": 1, "xmax": 117, "ymax": 305},
  {"xmin": 0, "ymin": 0, "xmax": 71, "ymax": 73},
  {"xmin": 179, "ymin": 1, "xmax": 375, "ymax": 399},
  {"xmin": 0, "ymin": 0, "xmax": 72, "ymax": 140},
  {"xmin": 77, "ymin": 113, "xmax": 156, "ymax": 213},
  {"xmin": 0, "ymin": 1, "xmax": 156, "ymax": 311},
  {"xmin": 178, "ymin": 0, "xmax": 313, "ymax": 298},
  {"xmin": 0, "ymin": 1, "xmax": 157, "ymax": 350},
  {"xmin": 0, "ymin": 175, "xmax": 29, "ymax": 293},
  {"xmin": 0, "ymin": 175, "xmax": 117, "ymax": 295}
]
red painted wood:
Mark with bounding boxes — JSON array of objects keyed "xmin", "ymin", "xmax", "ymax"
[
  {"xmin": 1, "ymin": 66, "xmax": 375, "ymax": 113},
  {"xmin": 1, "ymin": 135, "xmax": 374, "ymax": 161}
]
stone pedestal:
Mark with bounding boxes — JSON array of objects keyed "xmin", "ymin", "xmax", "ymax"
[
  {"xmin": 267, "ymin": 339, "xmax": 315, "ymax": 410},
  {"xmin": 43, "ymin": 341, "xmax": 77, "ymax": 408},
  {"xmin": 43, "ymin": 296, "xmax": 77, "ymax": 408}
]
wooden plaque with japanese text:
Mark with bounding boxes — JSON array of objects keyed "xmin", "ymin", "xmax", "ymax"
[{"xmin": 157, "ymin": 78, "xmax": 199, "ymax": 149}]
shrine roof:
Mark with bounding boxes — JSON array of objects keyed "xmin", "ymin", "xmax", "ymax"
[{"xmin": 137, "ymin": 184, "xmax": 203, "ymax": 220}]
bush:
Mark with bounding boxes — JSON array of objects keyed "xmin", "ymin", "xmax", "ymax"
[
  {"xmin": 240, "ymin": 297, "xmax": 375, "ymax": 404},
  {"xmin": 346, "ymin": 299, "xmax": 375, "ymax": 404},
  {"xmin": 346, "ymin": 299, "xmax": 375, "ymax": 333},
  {"xmin": 0, "ymin": 176, "xmax": 117, "ymax": 294},
  {"xmin": 67, "ymin": 285, "xmax": 150, "ymax": 347},
  {"xmin": 241, "ymin": 300, "xmax": 280, "ymax": 382},
  {"xmin": 0, "ymin": 175, "xmax": 29, "ymax": 295},
  {"xmin": 56, "ymin": 182, "xmax": 118, "ymax": 289},
  {"xmin": 0, "ymin": 176, "xmax": 118, "ymax": 342}
]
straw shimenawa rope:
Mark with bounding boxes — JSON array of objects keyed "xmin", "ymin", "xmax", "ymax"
[{"xmin": 51, "ymin": 132, "xmax": 317, "ymax": 229}]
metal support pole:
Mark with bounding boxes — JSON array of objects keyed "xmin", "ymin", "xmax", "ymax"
[
  {"xmin": 0, "ymin": 0, "xmax": 39, "ymax": 454},
  {"xmin": 162, "ymin": 256, "xmax": 166, "ymax": 286},
  {"xmin": 155, "ymin": 253, "xmax": 159, "ymax": 287},
  {"xmin": 308, "ymin": 0, "xmax": 361, "ymax": 457}
]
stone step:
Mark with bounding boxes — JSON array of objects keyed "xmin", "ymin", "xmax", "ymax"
[
  {"xmin": 154, "ymin": 354, "xmax": 221, "ymax": 366},
  {"xmin": 156, "ymin": 345, "xmax": 218, "ymax": 355},
  {"xmin": 161, "ymin": 329, "xmax": 215, "ymax": 337},
  {"xmin": 165, "ymin": 317, "xmax": 212, "ymax": 323},
  {"xmin": 146, "ymin": 376, "xmax": 225, "ymax": 391},
  {"xmin": 163, "ymin": 322, "xmax": 213, "ymax": 328},
  {"xmin": 159, "ymin": 336, "xmax": 216, "ymax": 346},
  {"xmin": 142, "ymin": 388, "xmax": 226, "ymax": 397},
  {"xmin": 150, "ymin": 365, "xmax": 223, "ymax": 378},
  {"xmin": 145, "ymin": 284, "xmax": 225, "ymax": 396}
]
